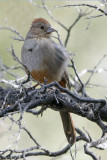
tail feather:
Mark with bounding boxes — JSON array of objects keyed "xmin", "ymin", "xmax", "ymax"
[
  {"xmin": 59, "ymin": 71, "xmax": 76, "ymax": 145},
  {"xmin": 60, "ymin": 111, "xmax": 76, "ymax": 145}
]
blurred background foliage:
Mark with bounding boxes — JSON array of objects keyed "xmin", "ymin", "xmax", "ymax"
[{"xmin": 0, "ymin": 0, "xmax": 107, "ymax": 160}]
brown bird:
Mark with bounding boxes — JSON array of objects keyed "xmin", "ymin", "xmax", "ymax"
[{"xmin": 21, "ymin": 17, "xmax": 76, "ymax": 145}]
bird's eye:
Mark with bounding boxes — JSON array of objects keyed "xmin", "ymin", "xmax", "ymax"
[{"xmin": 40, "ymin": 26, "xmax": 44, "ymax": 29}]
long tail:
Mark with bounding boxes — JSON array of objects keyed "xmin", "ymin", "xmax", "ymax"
[
  {"xmin": 59, "ymin": 72, "xmax": 76, "ymax": 145},
  {"xmin": 60, "ymin": 111, "xmax": 76, "ymax": 145}
]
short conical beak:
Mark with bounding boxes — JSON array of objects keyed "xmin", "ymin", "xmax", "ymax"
[{"xmin": 47, "ymin": 27, "xmax": 56, "ymax": 34}]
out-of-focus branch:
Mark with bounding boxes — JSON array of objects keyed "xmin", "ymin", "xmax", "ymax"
[
  {"xmin": 0, "ymin": 25, "xmax": 24, "ymax": 41},
  {"xmin": 55, "ymin": 3, "xmax": 107, "ymax": 16},
  {"xmin": 41, "ymin": 0, "xmax": 68, "ymax": 31},
  {"xmin": 64, "ymin": 9, "xmax": 90, "ymax": 47},
  {"xmin": 85, "ymin": 54, "xmax": 107, "ymax": 87}
]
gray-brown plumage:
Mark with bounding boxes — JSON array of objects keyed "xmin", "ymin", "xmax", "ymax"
[{"xmin": 21, "ymin": 17, "xmax": 76, "ymax": 145}]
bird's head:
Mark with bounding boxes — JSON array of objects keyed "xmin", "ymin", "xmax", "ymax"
[{"xmin": 29, "ymin": 18, "xmax": 56, "ymax": 38}]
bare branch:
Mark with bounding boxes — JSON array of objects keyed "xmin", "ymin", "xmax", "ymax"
[
  {"xmin": 55, "ymin": 3, "xmax": 107, "ymax": 16},
  {"xmin": 85, "ymin": 54, "xmax": 107, "ymax": 87},
  {"xmin": 41, "ymin": 0, "xmax": 68, "ymax": 31},
  {"xmin": 0, "ymin": 26, "xmax": 24, "ymax": 41}
]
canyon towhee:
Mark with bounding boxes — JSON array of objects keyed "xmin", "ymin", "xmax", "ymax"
[{"xmin": 21, "ymin": 17, "xmax": 76, "ymax": 145}]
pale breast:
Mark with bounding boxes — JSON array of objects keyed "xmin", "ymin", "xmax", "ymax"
[{"xmin": 21, "ymin": 38, "xmax": 68, "ymax": 82}]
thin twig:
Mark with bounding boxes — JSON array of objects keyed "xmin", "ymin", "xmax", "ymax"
[
  {"xmin": 55, "ymin": 4, "xmax": 107, "ymax": 16},
  {"xmin": 85, "ymin": 54, "xmax": 107, "ymax": 86}
]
